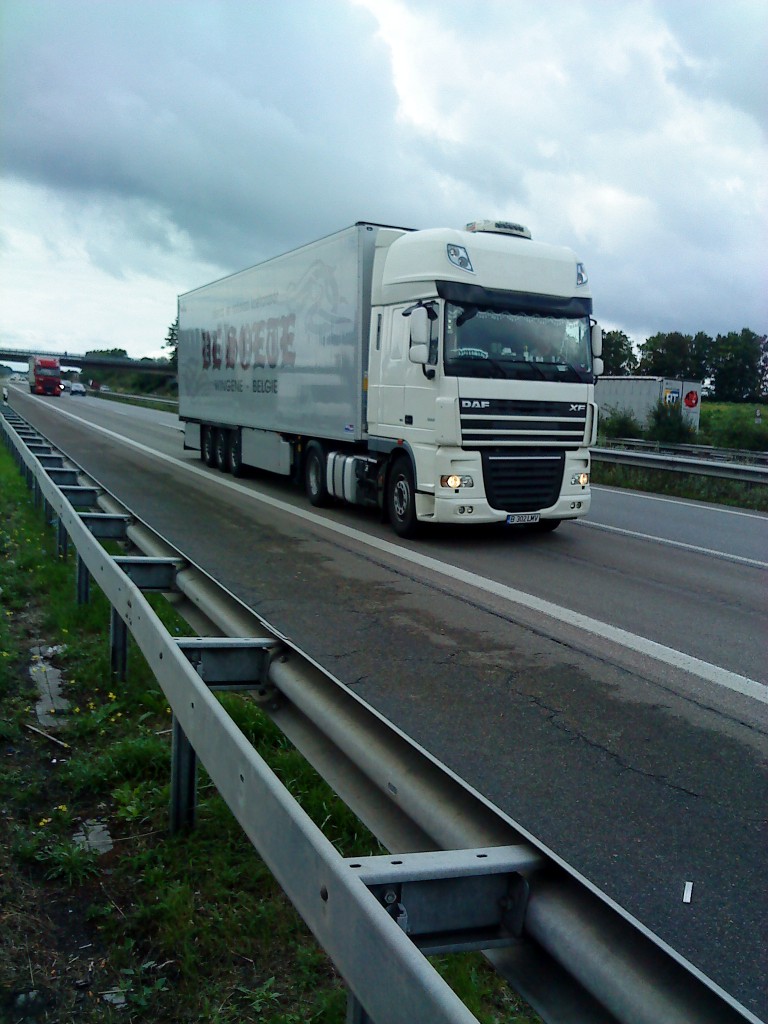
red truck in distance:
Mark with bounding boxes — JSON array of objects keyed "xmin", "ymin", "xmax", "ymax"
[{"xmin": 28, "ymin": 356, "xmax": 62, "ymax": 396}]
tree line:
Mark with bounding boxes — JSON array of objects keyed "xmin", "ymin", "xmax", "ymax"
[{"xmin": 602, "ymin": 328, "xmax": 767, "ymax": 402}]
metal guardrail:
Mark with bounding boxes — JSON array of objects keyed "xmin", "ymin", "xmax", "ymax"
[
  {"xmin": 0, "ymin": 404, "xmax": 761, "ymax": 1024},
  {"xmin": 93, "ymin": 389, "xmax": 178, "ymax": 408},
  {"xmin": 592, "ymin": 445, "xmax": 768, "ymax": 484},
  {"xmin": 599, "ymin": 437, "xmax": 768, "ymax": 467}
]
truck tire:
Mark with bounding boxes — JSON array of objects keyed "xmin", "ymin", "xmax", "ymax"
[
  {"xmin": 387, "ymin": 456, "xmax": 419, "ymax": 538},
  {"xmin": 214, "ymin": 429, "xmax": 229, "ymax": 472},
  {"xmin": 201, "ymin": 426, "xmax": 216, "ymax": 467},
  {"xmin": 304, "ymin": 442, "xmax": 329, "ymax": 507},
  {"xmin": 227, "ymin": 429, "xmax": 243, "ymax": 477}
]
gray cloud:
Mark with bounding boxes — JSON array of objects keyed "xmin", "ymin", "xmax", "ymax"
[{"xmin": 661, "ymin": 0, "xmax": 768, "ymax": 130}]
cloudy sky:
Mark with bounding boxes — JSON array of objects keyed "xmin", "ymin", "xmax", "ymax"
[{"xmin": 1, "ymin": 0, "xmax": 766, "ymax": 364}]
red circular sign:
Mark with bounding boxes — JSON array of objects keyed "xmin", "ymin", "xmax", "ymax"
[{"xmin": 684, "ymin": 390, "xmax": 699, "ymax": 408}]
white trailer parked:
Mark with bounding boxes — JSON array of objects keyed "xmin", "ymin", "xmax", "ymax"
[
  {"xmin": 178, "ymin": 220, "xmax": 603, "ymax": 536},
  {"xmin": 596, "ymin": 376, "xmax": 702, "ymax": 432}
]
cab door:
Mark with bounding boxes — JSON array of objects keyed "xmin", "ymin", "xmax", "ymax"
[
  {"xmin": 369, "ymin": 307, "xmax": 407, "ymax": 436},
  {"xmin": 402, "ymin": 307, "xmax": 439, "ymax": 448}
]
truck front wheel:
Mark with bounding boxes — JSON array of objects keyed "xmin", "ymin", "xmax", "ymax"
[
  {"xmin": 387, "ymin": 457, "xmax": 419, "ymax": 538},
  {"xmin": 304, "ymin": 442, "xmax": 329, "ymax": 507},
  {"xmin": 201, "ymin": 426, "xmax": 216, "ymax": 467}
]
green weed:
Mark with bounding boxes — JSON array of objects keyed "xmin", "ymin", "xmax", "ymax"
[
  {"xmin": 599, "ymin": 407, "xmax": 644, "ymax": 439},
  {"xmin": 36, "ymin": 838, "xmax": 100, "ymax": 884},
  {"xmin": 646, "ymin": 401, "xmax": 696, "ymax": 444}
]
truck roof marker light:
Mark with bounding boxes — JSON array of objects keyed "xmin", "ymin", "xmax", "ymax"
[
  {"xmin": 447, "ymin": 244, "xmax": 474, "ymax": 273},
  {"xmin": 466, "ymin": 220, "xmax": 532, "ymax": 239},
  {"xmin": 576, "ymin": 262, "xmax": 588, "ymax": 286}
]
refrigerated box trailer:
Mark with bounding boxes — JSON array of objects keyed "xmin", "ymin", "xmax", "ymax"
[{"xmin": 178, "ymin": 220, "xmax": 604, "ymax": 537}]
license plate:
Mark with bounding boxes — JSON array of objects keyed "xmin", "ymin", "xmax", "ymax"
[{"xmin": 506, "ymin": 513, "xmax": 540, "ymax": 525}]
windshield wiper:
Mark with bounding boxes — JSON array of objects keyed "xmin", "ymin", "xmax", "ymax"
[
  {"xmin": 542, "ymin": 360, "xmax": 588, "ymax": 381},
  {"xmin": 503, "ymin": 359, "xmax": 548, "ymax": 380}
]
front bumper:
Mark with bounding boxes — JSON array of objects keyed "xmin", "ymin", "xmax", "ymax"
[{"xmin": 415, "ymin": 447, "xmax": 591, "ymax": 525}]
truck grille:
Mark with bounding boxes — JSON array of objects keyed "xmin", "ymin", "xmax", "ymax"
[
  {"xmin": 481, "ymin": 450, "xmax": 565, "ymax": 512},
  {"xmin": 460, "ymin": 398, "xmax": 587, "ymax": 447}
]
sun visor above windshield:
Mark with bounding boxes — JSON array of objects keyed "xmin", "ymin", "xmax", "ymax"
[{"xmin": 436, "ymin": 281, "xmax": 592, "ymax": 318}]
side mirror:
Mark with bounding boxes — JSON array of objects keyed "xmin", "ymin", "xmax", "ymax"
[
  {"xmin": 593, "ymin": 356, "xmax": 604, "ymax": 377},
  {"xmin": 409, "ymin": 343, "xmax": 429, "ymax": 365},
  {"xmin": 407, "ymin": 306, "xmax": 430, "ymax": 346},
  {"xmin": 591, "ymin": 323, "xmax": 603, "ymax": 357}
]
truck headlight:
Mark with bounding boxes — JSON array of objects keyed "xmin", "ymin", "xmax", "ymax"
[
  {"xmin": 571, "ymin": 472, "xmax": 589, "ymax": 487},
  {"xmin": 441, "ymin": 474, "xmax": 474, "ymax": 489}
]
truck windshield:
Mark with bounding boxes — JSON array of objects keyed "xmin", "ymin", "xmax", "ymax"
[
  {"xmin": 444, "ymin": 303, "xmax": 593, "ymax": 382},
  {"xmin": 36, "ymin": 367, "xmax": 60, "ymax": 377}
]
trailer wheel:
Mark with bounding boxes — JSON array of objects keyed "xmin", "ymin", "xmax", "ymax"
[
  {"xmin": 214, "ymin": 429, "xmax": 229, "ymax": 472},
  {"xmin": 304, "ymin": 442, "xmax": 329, "ymax": 507},
  {"xmin": 387, "ymin": 456, "xmax": 419, "ymax": 538},
  {"xmin": 227, "ymin": 429, "xmax": 243, "ymax": 477},
  {"xmin": 201, "ymin": 426, "xmax": 216, "ymax": 467}
]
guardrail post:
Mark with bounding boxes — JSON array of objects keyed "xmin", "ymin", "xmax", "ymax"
[
  {"xmin": 76, "ymin": 555, "xmax": 90, "ymax": 605},
  {"xmin": 110, "ymin": 607, "xmax": 128, "ymax": 680},
  {"xmin": 57, "ymin": 517, "xmax": 68, "ymax": 560},
  {"xmin": 170, "ymin": 716, "xmax": 197, "ymax": 833},
  {"xmin": 346, "ymin": 993, "xmax": 374, "ymax": 1023}
]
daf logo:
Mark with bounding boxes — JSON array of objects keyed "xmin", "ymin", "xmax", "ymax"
[
  {"xmin": 570, "ymin": 404, "xmax": 586, "ymax": 412},
  {"xmin": 461, "ymin": 399, "xmax": 491, "ymax": 409}
]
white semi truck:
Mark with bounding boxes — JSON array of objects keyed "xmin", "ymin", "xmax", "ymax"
[{"xmin": 178, "ymin": 220, "xmax": 603, "ymax": 537}]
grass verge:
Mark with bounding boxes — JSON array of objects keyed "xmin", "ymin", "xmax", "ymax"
[{"xmin": 0, "ymin": 442, "xmax": 538, "ymax": 1024}]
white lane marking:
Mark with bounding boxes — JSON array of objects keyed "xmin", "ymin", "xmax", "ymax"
[
  {"xmin": 577, "ymin": 518, "xmax": 768, "ymax": 569},
  {"xmin": 591, "ymin": 485, "xmax": 768, "ymax": 521},
  {"xmin": 28, "ymin": 403, "xmax": 768, "ymax": 704}
]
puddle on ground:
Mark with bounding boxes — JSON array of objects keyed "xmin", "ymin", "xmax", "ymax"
[
  {"xmin": 30, "ymin": 644, "xmax": 69, "ymax": 727},
  {"xmin": 102, "ymin": 991, "xmax": 127, "ymax": 1007},
  {"xmin": 72, "ymin": 819, "xmax": 114, "ymax": 855}
]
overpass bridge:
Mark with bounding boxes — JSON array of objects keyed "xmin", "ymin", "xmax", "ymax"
[{"xmin": 0, "ymin": 347, "xmax": 174, "ymax": 377}]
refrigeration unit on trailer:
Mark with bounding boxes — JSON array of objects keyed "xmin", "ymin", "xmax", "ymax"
[{"xmin": 178, "ymin": 220, "xmax": 603, "ymax": 536}]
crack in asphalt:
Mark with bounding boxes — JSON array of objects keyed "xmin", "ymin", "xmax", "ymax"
[{"xmin": 513, "ymin": 688, "xmax": 768, "ymax": 814}]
